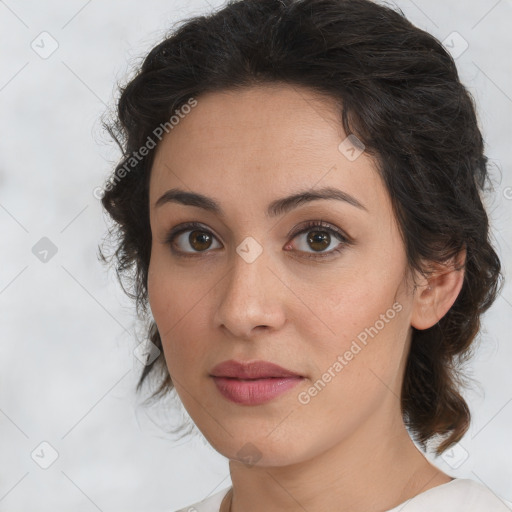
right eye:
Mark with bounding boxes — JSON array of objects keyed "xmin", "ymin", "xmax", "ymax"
[{"xmin": 164, "ymin": 222, "xmax": 222, "ymax": 257}]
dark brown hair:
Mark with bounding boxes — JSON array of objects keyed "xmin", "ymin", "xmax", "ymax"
[{"xmin": 99, "ymin": 0, "xmax": 503, "ymax": 454}]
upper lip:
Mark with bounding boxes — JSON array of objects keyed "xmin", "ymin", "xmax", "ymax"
[{"xmin": 210, "ymin": 360, "xmax": 303, "ymax": 379}]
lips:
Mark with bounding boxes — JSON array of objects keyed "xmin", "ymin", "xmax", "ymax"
[
  {"xmin": 209, "ymin": 360, "xmax": 304, "ymax": 405},
  {"xmin": 209, "ymin": 359, "xmax": 302, "ymax": 379}
]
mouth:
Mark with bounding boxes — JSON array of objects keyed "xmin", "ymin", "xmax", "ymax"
[
  {"xmin": 211, "ymin": 375, "xmax": 304, "ymax": 405},
  {"xmin": 209, "ymin": 359, "xmax": 303, "ymax": 379},
  {"xmin": 209, "ymin": 359, "xmax": 304, "ymax": 405}
]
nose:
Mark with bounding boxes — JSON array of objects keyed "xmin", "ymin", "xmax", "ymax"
[{"xmin": 213, "ymin": 242, "xmax": 287, "ymax": 340}]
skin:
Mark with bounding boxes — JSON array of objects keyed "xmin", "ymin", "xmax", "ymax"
[{"xmin": 147, "ymin": 84, "xmax": 465, "ymax": 512}]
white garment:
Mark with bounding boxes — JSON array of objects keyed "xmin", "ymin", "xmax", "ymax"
[{"xmin": 172, "ymin": 478, "xmax": 512, "ymax": 512}]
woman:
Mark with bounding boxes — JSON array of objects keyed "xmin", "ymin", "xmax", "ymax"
[{"xmin": 99, "ymin": 0, "xmax": 508, "ymax": 510}]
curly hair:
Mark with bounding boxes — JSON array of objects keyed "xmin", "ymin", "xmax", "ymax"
[{"xmin": 99, "ymin": 0, "xmax": 503, "ymax": 455}]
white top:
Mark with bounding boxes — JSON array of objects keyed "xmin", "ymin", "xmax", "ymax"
[{"xmin": 172, "ymin": 478, "xmax": 512, "ymax": 512}]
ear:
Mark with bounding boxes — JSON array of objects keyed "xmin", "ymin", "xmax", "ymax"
[{"xmin": 410, "ymin": 248, "xmax": 466, "ymax": 330}]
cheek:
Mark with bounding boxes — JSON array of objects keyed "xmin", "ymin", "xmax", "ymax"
[
  {"xmin": 293, "ymin": 292, "xmax": 408, "ymax": 443},
  {"xmin": 147, "ymin": 255, "xmax": 210, "ymax": 376},
  {"xmin": 304, "ymin": 259, "xmax": 410, "ymax": 389}
]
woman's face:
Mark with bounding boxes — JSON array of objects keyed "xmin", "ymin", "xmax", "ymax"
[{"xmin": 147, "ymin": 84, "xmax": 419, "ymax": 466}]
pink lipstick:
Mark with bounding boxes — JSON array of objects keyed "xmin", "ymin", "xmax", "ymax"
[{"xmin": 210, "ymin": 360, "xmax": 304, "ymax": 405}]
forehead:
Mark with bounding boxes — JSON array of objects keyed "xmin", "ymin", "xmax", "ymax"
[
  {"xmin": 153, "ymin": 84, "xmax": 344, "ymax": 166},
  {"xmin": 149, "ymin": 84, "xmax": 387, "ymax": 217}
]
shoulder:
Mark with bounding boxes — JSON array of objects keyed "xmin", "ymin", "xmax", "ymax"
[
  {"xmin": 171, "ymin": 486, "xmax": 231, "ymax": 512},
  {"xmin": 388, "ymin": 478, "xmax": 512, "ymax": 511},
  {"xmin": 169, "ymin": 480, "xmax": 511, "ymax": 512}
]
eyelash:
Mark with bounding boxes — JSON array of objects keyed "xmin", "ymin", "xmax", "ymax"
[{"xmin": 164, "ymin": 220, "xmax": 351, "ymax": 260}]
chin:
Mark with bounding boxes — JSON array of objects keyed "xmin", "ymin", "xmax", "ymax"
[{"xmin": 199, "ymin": 424, "xmax": 313, "ymax": 468}]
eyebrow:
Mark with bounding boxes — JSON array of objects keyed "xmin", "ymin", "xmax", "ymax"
[{"xmin": 154, "ymin": 186, "xmax": 367, "ymax": 217}]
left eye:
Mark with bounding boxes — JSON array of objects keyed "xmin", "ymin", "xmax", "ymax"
[
  {"xmin": 286, "ymin": 221, "xmax": 348, "ymax": 258},
  {"xmin": 164, "ymin": 220, "xmax": 349, "ymax": 259}
]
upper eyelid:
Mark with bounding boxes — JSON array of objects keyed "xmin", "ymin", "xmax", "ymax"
[{"xmin": 288, "ymin": 221, "xmax": 348, "ymax": 240}]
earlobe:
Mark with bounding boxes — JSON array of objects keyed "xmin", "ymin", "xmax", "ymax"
[{"xmin": 410, "ymin": 249, "xmax": 466, "ymax": 330}]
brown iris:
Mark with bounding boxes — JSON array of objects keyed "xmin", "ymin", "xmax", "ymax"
[
  {"xmin": 188, "ymin": 230, "xmax": 212, "ymax": 251},
  {"xmin": 307, "ymin": 230, "xmax": 330, "ymax": 251}
]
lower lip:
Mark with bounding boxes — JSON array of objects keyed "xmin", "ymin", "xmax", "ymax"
[{"xmin": 211, "ymin": 376, "xmax": 303, "ymax": 405}]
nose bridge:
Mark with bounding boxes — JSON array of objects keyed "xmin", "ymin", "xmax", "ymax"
[{"xmin": 213, "ymin": 235, "xmax": 285, "ymax": 337}]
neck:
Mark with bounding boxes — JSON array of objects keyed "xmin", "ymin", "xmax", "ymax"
[{"xmin": 227, "ymin": 409, "xmax": 451, "ymax": 512}]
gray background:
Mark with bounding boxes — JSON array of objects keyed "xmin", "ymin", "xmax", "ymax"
[{"xmin": 0, "ymin": 0, "xmax": 511, "ymax": 510}]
